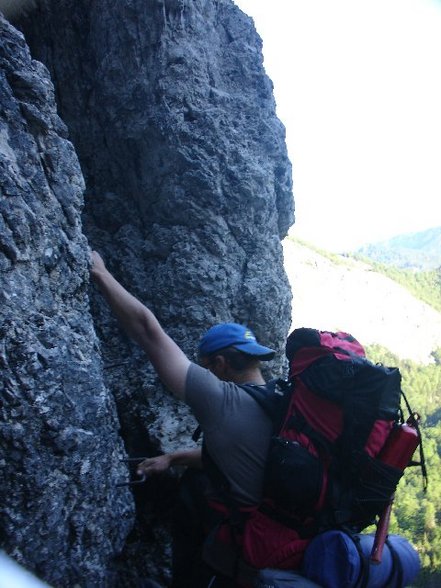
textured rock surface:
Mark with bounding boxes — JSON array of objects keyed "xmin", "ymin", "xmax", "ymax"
[
  {"xmin": 0, "ymin": 16, "xmax": 134, "ymax": 587},
  {"xmin": 20, "ymin": 0, "xmax": 293, "ymax": 463},
  {"xmin": 0, "ymin": 0, "xmax": 36, "ymax": 20},
  {"xmin": 1, "ymin": 0, "xmax": 294, "ymax": 584}
]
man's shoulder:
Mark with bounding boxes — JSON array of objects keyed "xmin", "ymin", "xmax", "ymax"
[
  {"xmin": 186, "ymin": 362, "xmax": 224, "ymax": 389},
  {"xmin": 238, "ymin": 379, "xmax": 291, "ymax": 424},
  {"xmin": 185, "ymin": 364, "xmax": 265, "ymax": 417},
  {"xmin": 184, "ymin": 362, "xmax": 226, "ymax": 405}
]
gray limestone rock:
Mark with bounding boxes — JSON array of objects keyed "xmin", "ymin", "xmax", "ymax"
[
  {"xmin": 0, "ymin": 15, "xmax": 134, "ymax": 587},
  {"xmin": 2, "ymin": 0, "xmax": 295, "ymax": 584},
  {"xmin": 19, "ymin": 0, "xmax": 294, "ymax": 449}
]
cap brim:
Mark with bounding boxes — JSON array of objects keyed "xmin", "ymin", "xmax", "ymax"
[{"xmin": 234, "ymin": 342, "xmax": 276, "ymax": 361}]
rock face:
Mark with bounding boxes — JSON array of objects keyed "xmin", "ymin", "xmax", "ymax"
[
  {"xmin": 0, "ymin": 15, "xmax": 134, "ymax": 587},
  {"xmin": 18, "ymin": 0, "xmax": 294, "ymax": 449},
  {"xmin": 1, "ymin": 0, "xmax": 294, "ymax": 585}
]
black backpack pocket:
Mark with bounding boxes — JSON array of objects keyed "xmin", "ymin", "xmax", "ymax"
[
  {"xmin": 264, "ymin": 436, "xmax": 324, "ymax": 512},
  {"xmin": 353, "ymin": 456, "xmax": 403, "ymax": 526}
]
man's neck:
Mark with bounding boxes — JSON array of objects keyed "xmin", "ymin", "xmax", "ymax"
[{"xmin": 232, "ymin": 369, "xmax": 265, "ymax": 386}]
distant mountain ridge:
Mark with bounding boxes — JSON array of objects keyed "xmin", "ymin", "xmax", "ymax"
[
  {"xmin": 283, "ymin": 238, "xmax": 441, "ymax": 364},
  {"xmin": 355, "ymin": 226, "xmax": 441, "ymax": 270}
]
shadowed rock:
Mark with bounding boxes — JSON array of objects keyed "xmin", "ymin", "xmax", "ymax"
[{"xmin": 0, "ymin": 15, "xmax": 134, "ymax": 587}]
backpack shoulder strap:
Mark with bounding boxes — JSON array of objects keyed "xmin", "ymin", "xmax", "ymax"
[
  {"xmin": 239, "ymin": 379, "xmax": 292, "ymax": 433},
  {"xmin": 192, "ymin": 379, "xmax": 291, "ymax": 442}
]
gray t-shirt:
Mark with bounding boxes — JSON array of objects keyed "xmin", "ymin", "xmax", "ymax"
[{"xmin": 185, "ymin": 363, "xmax": 273, "ymax": 505}]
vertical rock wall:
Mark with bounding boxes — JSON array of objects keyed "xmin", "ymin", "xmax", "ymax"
[
  {"xmin": 19, "ymin": 0, "xmax": 294, "ymax": 453},
  {"xmin": 0, "ymin": 16, "xmax": 134, "ymax": 587},
  {"xmin": 1, "ymin": 0, "xmax": 295, "ymax": 584}
]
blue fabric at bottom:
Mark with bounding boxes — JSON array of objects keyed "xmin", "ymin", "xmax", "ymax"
[{"xmin": 302, "ymin": 531, "xmax": 420, "ymax": 588}]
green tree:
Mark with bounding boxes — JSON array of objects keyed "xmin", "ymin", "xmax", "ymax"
[{"xmin": 364, "ymin": 344, "xmax": 441, "ymax": 584}]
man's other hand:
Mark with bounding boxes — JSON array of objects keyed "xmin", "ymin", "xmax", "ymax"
[{"xmin": 137, "ymin": 455, "xmax": 172, "ymax": 477}]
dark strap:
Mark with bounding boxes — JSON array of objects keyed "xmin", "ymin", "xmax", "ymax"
[
  {"xmin": 194, "ymin": 380, "xmax": 291, "ymax": 443},
  {"xmin": 400, "ymin": 390, "xmax": 429, "ymax": 491},
  {"xmin": 351, "ymin": 534, "xmax": 370, "ymax": 588},
  {"xmin": 287, "ymin": 412, "xmax": 332, "ymax": 455},
  {"xmin": 238, "ymin": 379, "xmax": 292, "ymax": 434},
  {"xmin": 385, "ymin": 537, "xmax": 404, "ymax": 588}
]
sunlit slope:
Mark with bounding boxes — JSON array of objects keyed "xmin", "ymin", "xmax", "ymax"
[{"xmin": 283, "ymin": 238, "xmax": 441, "ymax": 363}]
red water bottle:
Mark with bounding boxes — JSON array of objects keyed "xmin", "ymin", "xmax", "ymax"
[
  {"xmin": 371, "ymin": 415, "xmax": 421, "ymax": 563},
  {"xmin": 378, "ymin": 415, "xmax": 420, "ymax": 470}
]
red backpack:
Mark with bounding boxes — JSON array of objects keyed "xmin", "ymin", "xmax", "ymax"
[{"xmin": 205, "ymin": 328, "xmax": 427, "ymax": 574}]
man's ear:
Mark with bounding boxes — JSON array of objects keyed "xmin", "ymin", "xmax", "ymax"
[
  {"xmin": 211, "ymin": 354, "xmax": 226, "ymax": 371},
  {"xmin": 210, "ymin": 354, "xmax": 231, "ymax": 380}
]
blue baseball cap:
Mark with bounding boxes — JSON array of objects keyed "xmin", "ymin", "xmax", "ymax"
[{"xmin": 198, "ymin": 323, "xmax": 275, "ymax": 360}]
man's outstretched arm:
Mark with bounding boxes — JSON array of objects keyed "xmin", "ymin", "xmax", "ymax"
[{"xmin": 90, "ymin": 251, "xmax": 190, "ymax": 399}]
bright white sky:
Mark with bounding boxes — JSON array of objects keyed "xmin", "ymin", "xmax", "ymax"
[{"xmin": 234, "ymin": 0, "xmax": 441, "ymax": 251}]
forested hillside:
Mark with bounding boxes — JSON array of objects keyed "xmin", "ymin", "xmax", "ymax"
[
  {"xmin": 353, "ymin": 257, "xmax": 441, "ymax": 314},
  {"xmin": 356, "ymin": 226, "xmax": 441, "ymax": 270},
  {"xmin": 365, "ymin": 345, "xmax": 441, "ymax": 587},
  {"xmin": 283, "ymin": 238, "xmax": 441, "ymax": 363}
]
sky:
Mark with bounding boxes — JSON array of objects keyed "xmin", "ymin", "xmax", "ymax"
[{"xmin": 234, "ymin": 0, "xmax": 441, "ymax": 252}]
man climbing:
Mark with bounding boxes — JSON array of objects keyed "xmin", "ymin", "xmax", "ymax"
[{"xmin": 90, "ymin": 251, "xmax": 276, "ymax": 587}]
